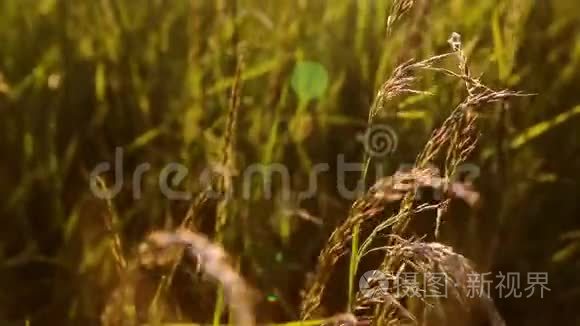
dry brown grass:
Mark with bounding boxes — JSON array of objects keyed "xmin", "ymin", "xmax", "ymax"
[
  {"xmin": 99, "ymin": 13, "xmax": 530, "ymax": 326},
  {"xmin": 355, "ymin": 238, "xmax": 505, "ymax": 326},
  {"xmin": 141, "ymin": 229, "xmax": 256, "ymax": 326},
  {"xmin": 370, "ymin": 33, "xmax": 526, "ymax": 325},
  {"xmin": 99, "ymin": 33, "xmax": 527, "ymax": 326},
  {"xmin": 300, "ymin": 31, "xmax": 528, "ymax": 324},
  {"xmin": 386, "ymin": 0, "xmax": 416, "ymax": 34}
]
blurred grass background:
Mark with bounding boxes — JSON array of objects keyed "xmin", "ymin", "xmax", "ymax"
[{"xmin": 0, "ymin": 0, "xmax": 579, "ymax": 325}]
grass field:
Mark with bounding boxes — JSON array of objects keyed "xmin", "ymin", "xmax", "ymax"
[{"xmin": 1, "ymin": 1, "xmax": 580, "ymax": 325}]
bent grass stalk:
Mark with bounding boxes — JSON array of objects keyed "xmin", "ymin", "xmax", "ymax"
[{"xmin": 143, "ymin": 229, "xmax": 256, "ymax": 326}]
